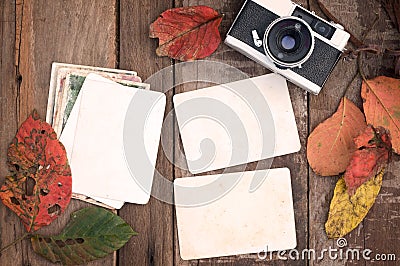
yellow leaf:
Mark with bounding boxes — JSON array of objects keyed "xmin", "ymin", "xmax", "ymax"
[{"xmin": 325, "ymin": 170, "xmax": 383, "ymax": 238}]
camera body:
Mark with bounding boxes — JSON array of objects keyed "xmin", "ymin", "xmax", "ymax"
[{"xmin": 225, "ymin": 0, "xmax": 350, "ymax": 94}]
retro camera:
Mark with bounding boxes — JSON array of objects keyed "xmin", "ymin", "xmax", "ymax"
[{"xmin": 225, "ymin": 0, "xmax": 350, "ymax": 94}]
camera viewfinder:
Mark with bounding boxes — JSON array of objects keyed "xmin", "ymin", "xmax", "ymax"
[{"xmin": 292, "ymin": 7, "xmax": 335, "ymax": 40}]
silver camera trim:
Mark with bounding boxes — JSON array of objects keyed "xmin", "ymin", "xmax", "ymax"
[
  {"xmin": 225, "ymin": 35, "xmax": 322, "ymax": 94},
  {"xmin": 263, "ymin": 16, "xmax": 315, "ymax": 69}
]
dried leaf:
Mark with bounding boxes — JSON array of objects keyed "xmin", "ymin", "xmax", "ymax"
[
  {"xmin": 344, "ymin": 126, "xmax": 391, "ymax": 195},
  {"xmin": 31, "ymin": 207, "xmax": 137, "ymax": 265},
  {"xmin": 325, "ymin": 170, "xmax": 384, "ymax": 239},
  {"xmin": 0, "ymin": 111, "xmax": 72, "ymax": 232},
  {"xmin": 362, "ymin": 76, "xmax": 400, "ymax": 154},
  {"xmin": 149, "ymin": 6, "xmax": 223, "ymax": 61},
  {"xmin": 307, "ymin": 98, "xmax": 367, "ymax": 176}
]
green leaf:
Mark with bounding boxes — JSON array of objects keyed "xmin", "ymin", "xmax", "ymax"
[{"xmin": 31, "ymin": 207, "xmax": 137, "ymax": 265}]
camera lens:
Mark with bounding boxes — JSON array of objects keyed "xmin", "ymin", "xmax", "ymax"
[
  {"xmin": 281, "ymin": 35, "xmax": 296, "ymax": 50},
  {"xmin": 264, "ymin": 17, "xmax": 314, "ymax": 68},
  {"xmin": 277, "ymin": 28, "xmax": 302, "ymax": 53}
]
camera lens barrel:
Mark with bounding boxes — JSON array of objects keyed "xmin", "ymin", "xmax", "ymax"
[{"xmin": 264, "ymin": 16, "xmax": 314, "ymax": 69}]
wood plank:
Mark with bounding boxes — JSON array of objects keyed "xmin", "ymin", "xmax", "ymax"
[
  {"xmin": 308, "ymin": 0, "xmax": 400, "ymax": 265},
  {"xmin": 351, "ymin": 0, "xmax": 400, "ymax": 264},
  {"xmin": 173, "ymin": 0, "xmax": 308, "ymax": 265},
  {"xmin": 308, "ymin": 0, "xmax": 364, "ymax": 264},
  {"xmin": 0, "ymin": 0, "xmax": 118, "ymax": 265},
  {"xmin": 118, "ymin": 0, "xmax": 175, "ymax": 265},
  {"xmin": 0, "ymin": 0, "xmax": 21, "ymax": 265}
]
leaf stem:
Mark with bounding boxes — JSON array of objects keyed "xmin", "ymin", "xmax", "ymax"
[
  {"xmin": 0, "ymin": 232, "xmax": 31, "ymax": 255},
  {"xmin": 357, "ymin": 52, "xmax": 368, "ymax": 83},
  {"xmin": 342, "ymin": 69, "xmax": 360, "ymax": 98}
]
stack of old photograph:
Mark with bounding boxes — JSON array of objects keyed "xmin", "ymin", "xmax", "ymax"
[{"xmin": 46, "ymin": 63, "xmax": 166, "ymax": 210}]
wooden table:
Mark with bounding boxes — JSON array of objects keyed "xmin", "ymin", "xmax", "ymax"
[{"xmin": 0, "ymin": 0, "xmax": 399, "ymax": 265}]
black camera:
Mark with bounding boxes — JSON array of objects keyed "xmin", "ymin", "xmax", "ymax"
[{"xmin": 225, "ymin": 0, "xmax": 350, "ymax": 94}]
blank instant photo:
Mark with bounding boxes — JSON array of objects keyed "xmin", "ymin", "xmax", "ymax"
[
  {"xmin": 174, "ymin": 168, "xmax": 297, "ymax": 260},
  {"xmin": 61, "ymin": 74, "xmax": 166, "ymax": 204},
  {"xmin": 173, "ymin": 73, "xmax": 300, "ymax": 174}
]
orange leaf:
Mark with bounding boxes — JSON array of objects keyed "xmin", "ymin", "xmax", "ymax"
[
  {"xmin": 362, "ymin": 76, "xmax": 400, "ymax": 154},
  {"xmin": 149, "ymin": 6, "xmax": 223, "ymax": 61},
  {"xmin": 344, "ymin": 126, "xmax": 391, "ymax": 195},
  {"xmin": 307, "ymin": 98, "xmax": 367, "ymax": 176},
  {"xmin": 0, "ymin": 111, "xmax": 72, "ymax": 232}
]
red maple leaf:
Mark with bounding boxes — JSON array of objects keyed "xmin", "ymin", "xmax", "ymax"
[
  {"xmin": 149, "ymin": 6, "xmax": 223, "ymax": 61},
  {"xmin": 344, "ymin": 126, "xmax": 392, "ymax": 195},
  {"xmin": 0, "ymin": 110, "xmax": 72, "ymax": 232}
]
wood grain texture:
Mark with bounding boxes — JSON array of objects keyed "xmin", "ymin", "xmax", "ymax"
[
  {"xmin": 353, "ymin": 0, "xmax": 400, "ymax": 264},
  {"xmin": 0, "ymin": 0, "xmax": 399, "ymax": 265},
  {"xmin": 1, "ymin": 0, "xmax": 118, "ymax": 265},
  {"xmin": 309, "ymin": 0, "xmax": 400, "ymax": 265},
  {"xmin": 118, "ymin": 1, "xmax": 174, "ymax": 266},
  {"xmin": 0, "ymin": 0, "xmax": 21, "ymax": 265},
  {"xmin": 308, "ymin": 3, "xmax": 360, "ymax": 262}
]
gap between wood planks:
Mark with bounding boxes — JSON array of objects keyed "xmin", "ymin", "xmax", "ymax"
[{"xmin": 15, "ymin": 0, "xmax": 24, "ymax": 127}]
